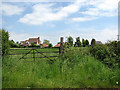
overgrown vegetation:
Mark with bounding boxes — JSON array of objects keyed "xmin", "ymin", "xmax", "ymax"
[
  {"xmin": 1, "ymin": 29, "xmax": 9, "ymax": 55},
  {"xmin": 1, "ymin": 30, "xmax": 119, "ymax": 88},
  {"xmin": 89, "ymin": 41, "xmax": 120, "ymax": 68},
  {"xmin": 2, "ymin": 47, "xmax": 120, "ymax": 88}
]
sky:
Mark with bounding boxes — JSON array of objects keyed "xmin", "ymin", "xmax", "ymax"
[{"xmin": 1, "ymin": 0, "xmax": 119, "ymax": 45}]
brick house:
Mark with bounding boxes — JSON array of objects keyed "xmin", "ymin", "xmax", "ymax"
[{"xmin": 20, "ymin": 37, "xmax": 41, "ymax": 46}]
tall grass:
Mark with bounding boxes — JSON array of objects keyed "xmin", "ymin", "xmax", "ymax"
[{"xmin": 2, "ymin": 47, "xmax": 120, "ymax": 88}]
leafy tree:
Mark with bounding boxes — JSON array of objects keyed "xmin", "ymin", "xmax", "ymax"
[
  {"xmin": 16, "ymin": 41, "xmax": 19, "ymax": 44},
  {"xmin": 9, "ymin": 40, "xmax": 20, "ymax": 48},
  {"xmin": 9, "ymin": 40, "xmax": 14, "ymax": 47},
  {"xmin": 74, "ymin": 37, "xmax": 81, "ymax": 47},
  {"xmin": 82, "ymin": 39, "xmax": 86, "ymax": 47},
  {"xmin": 48, "ymin": 43, "xmax": 53, "ymax": 48},
  {"xmin": 1, "ymin": 29, "xmax": 9, "ymax": 55},
  {"xmin": 30, "ymin": 43, "xmax": 36, "ymax": 47},
  {"xmin": 85, "ymin": 39, "xmax": 89, "ymax": 46},
  {"xmin": 68, "ymin": 36, "xmax": 73, "ymax": 47},
  {"xmin": 91, "ymin": 38, "xmax": 96, "ymax": 48},
  {"xmin": 43, "ymin": 40, "xmax": 50, "ymax": 45}
]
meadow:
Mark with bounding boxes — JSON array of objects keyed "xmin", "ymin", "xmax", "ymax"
[{"xmin": 2, "ymin": 47, "xmax": 120, "ymax": 88}]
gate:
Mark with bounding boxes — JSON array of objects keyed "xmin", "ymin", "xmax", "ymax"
[{"xmin": 8, "ymin": 37, "xmax": 64, "ymax": 62}]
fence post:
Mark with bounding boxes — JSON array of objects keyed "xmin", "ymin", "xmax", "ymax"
[
  {"xmin": 33, "ymin": 48, "xmax": 35, "ymax": 62},
  {"xmin": 59, "ymin": 37, "xmax": 63, "ymax": 56}
]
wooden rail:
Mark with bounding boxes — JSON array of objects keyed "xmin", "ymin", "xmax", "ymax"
[
  {"xmin": 9, "ymin": 47, "xmax": 59, "ymax": 50},
  {"xmin": 23, "ymin": 56, "xmax": 59, "ymax": 59},
  {"xmin": 8, "ymin": 51, "xmax": 59, "ymax": 55},
  {"xmin": 8, "ymin": 37, "xmax": 64, "ymax": 62}
]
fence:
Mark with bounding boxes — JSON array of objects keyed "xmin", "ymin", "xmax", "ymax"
[{"xmin": 8, "ymin": 37, "xmax": 64, "ymax": 62}]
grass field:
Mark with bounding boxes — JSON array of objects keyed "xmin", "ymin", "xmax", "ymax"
[{"xmin": 2, "ymin": 47, "xmax": 120, "ymax": 88}]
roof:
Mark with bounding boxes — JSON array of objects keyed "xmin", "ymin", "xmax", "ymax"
[
  {"xmin": 20, "ymin": 37, "xmax": 41, "ymax": 46},
  {"xmin": 96, "ymin": 41, "xmax": 102, "ymax": 44},
  {"xmin": 54, "ymin": 43, "xmax": 60, "ymax": 47},
  {"xmin": 42, "ymin": 43, "xmax": 48, "ymax": 47},
  {"xmin": 28, "ymin": 38, "xmax": 38, "ymax": 43}
]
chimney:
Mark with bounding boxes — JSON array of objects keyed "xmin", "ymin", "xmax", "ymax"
[{"xmin": 38, "ymin": 37, "xmax": 40, "ymax": 44}]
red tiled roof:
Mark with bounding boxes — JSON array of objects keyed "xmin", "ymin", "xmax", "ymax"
[
  {"xmin": 54, "ymin": 43, "xmax": 60, "ymax": 47},
  {"xmin": 42, "ymin": 43, "xmax": 48, "ymax": 47}
]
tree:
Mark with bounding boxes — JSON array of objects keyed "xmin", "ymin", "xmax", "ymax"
[
  {"xmin": 82, "ymin": 39, "xmax": 86, "ymax": 47},
  {"xmin": 43, "ymin": 40, "xmax": 50, "ymax": 45},
  {"xmin": 48, "ymin": 43, "xmax": 53, "ymax": 48},
  {"xmin": 9, "ymin": 40, "xmax": 20, "ymax": 48},
  {"xmin": 91, "ymin": 38, "xmax": 96, "ymax": 48},
  {"xmin": 85, "ymin": 39, "xmax": 89, "ymax": 46},
  {"xmin": 74, "ymin": 37, "xmax": 81, "ymax": 47},
  {"xmin": 30, "ymin": 43, "xmax": 36, "ymax": 47},
  {"xmin": 1, "ymin": 29, "xmax": 9, "ymax": 55},
  {"xmin": 68, "ymin": 36, "xmax": 73, "ymax": 47},
  {"xmin": 16, "ymin": 41, "xmax": 19, "ymax": 44}
]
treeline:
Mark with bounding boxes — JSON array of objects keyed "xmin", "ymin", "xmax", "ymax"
[{"xmin": 65, "ymin": 36, "xmax": 95, "ymax": 47}]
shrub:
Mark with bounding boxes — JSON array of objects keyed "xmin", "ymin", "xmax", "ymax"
[
  {"xmin": 9, "ymin": 40, "xmax": 20, "ymax": 48},
  {"xmin": 1, "ymin": 29, "xmax": 10, "ymax": 55},
  {"xmin": 48, "ymin": 43, "xmax": 53, "ymax": 48},
  {"xmin": 89, "ymin": 43, "xmax": 119, "ymax": 68}
]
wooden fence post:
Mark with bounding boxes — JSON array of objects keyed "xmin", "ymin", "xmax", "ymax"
[
  {"xmin": 33, "ymin": 48, "xmax": 35, "ymax": 62},
  {"xmin": 59, "ymin": 37, "xmax": 63, "ymax": 56}
]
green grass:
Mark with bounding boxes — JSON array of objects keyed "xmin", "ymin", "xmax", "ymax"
[{"xmin": 2, "ymin": 47, "xmax": 120, "ymax": 88}]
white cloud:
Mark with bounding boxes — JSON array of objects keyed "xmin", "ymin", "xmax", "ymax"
[
  {"xmin": 80, "ymin": 0, "xmax": 119, "ymax": 17},
  {"xmin": 2, "ymin": 3, "xmax": 24, "ymax": 16},
  {"xmin": 72, "ymin": 17, "xmax": 97, "ymax": 22},
  {"xmin": 18, "ymin": 0, "xmax": 119, "ymax": 25},
  {"xmin": 2, "ymin": 0, "xmax": 78, "ymax": 2},
  {"xmin": 19, "ymin": 0, "xmax": 87, "ymax": 25}
]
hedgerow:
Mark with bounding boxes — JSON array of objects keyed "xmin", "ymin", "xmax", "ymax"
[{"xmin": 89, "ymin": 41, "xmax": 120, "ymax": 68}]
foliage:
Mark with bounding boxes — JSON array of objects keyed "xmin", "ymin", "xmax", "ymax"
[
  {"xmin": 91, "ymin": 39, "xmax": 96, "ymax": 48},
  {"xmin": 2, "ymin": 47, "xmax": 119, "ymax": 88},
  {"xmin": 89, "ymin": 42, "xmax": 120, "ymax": 68},
  {"xmin": 82, "ymin": 39, "xmax": 86, "ymax": 47},
  {"xmin": 43, "ymin": 40, "xmax": 50, "ymax": 45},
  {"xmin": 67, "ymin": 36, "xmax": 73, "ymax": 47},
  {"xmin": 85, "ymin": 39, "xmax": 89, "ymax": 46},
  {"xmin": 1, "ymin": 29, "xmax": 10, "ymax": 55},
  {"xmin": 9, "ymin": 40, "xmax": 20, "ymax": 48},
  {"xmin": 30, "ymin": 43, "xmax": 36, "ymax": 47},
  {"xmin": 48, "ymin": 43, "xmax": 53, "ymax": 48},
  {"xmin": 74, "ymin": 37, "xmax": 81, "ymax": 47}
]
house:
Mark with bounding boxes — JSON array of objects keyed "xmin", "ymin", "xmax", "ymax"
[
  {"xmin": 96, "ymin": 41, "xmax": 102, "ymax": 44},
  {"xmin": 20, "ymin": 37, "xmax": 41, "ymax": 46}
]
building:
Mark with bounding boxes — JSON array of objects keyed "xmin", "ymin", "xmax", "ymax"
[
  {"xmin": 20, "ymin": 37, "xmax": 41, "ymax": 46},
  {"xmin": 96, "ymin": 41, "xmax": 102, "ymax": 44}
]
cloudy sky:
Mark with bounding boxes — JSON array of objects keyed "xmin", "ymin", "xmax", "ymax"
[{"xmin": 1, "ymin": 0, "xmax": 119, "ymax": 45}]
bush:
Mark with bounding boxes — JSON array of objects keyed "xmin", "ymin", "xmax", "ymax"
[
  {"xmin": 1, "ymin": 29, "xmax": 10, "ymax": 55},
  {"xmin": 89, "ymin": 43, "xmax": 119, "ymax": 68},
  {"xmin": 48, "ymin": 43, "xmax": 53, "ymax": 48},
  {"xmin": 9, "ymin": 40, "xmax": 20, "ymax": 48}
]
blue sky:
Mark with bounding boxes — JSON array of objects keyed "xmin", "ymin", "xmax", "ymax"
[{"xmin": 1, "ymin": 0, "xmax": 119, "ymax": 45}]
